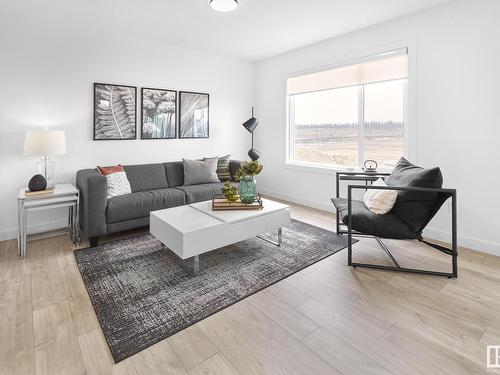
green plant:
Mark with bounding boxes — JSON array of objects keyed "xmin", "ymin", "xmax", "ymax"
[
  {"xmin": 235, "ymin": 160, "xmax": 263, "ymax": 181},
  {"xmin": 221, "ymin": 181, "xmax": 239, "ymax": 201}
]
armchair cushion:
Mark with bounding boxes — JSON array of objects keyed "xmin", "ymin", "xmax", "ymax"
[
  {"xmin": 332, "ymin": 198, "xmax": 416, "ymax": 239},
  {"xmin": 387, "ymin": 158, "xmax": 443, "ymax": 235}
]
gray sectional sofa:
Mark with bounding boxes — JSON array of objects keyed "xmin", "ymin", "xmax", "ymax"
[{"xmin": 76, "ymin": 160, "xmax": 243, "ymax": 246}]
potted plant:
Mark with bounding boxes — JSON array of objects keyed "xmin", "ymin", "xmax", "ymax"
[
  {"xmin": 235, "ymin": 160, "xmax": 263, "ymax": 204},
  {"xmin": 221, "ymin": 181, "xmax": 239, "ymax": 202}
]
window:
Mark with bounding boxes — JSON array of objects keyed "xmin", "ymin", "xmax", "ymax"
[{"xmin": 287, "ymin": 49, "xmax": 408, "ymax": 170}]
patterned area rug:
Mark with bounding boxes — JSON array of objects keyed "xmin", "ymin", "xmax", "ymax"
[{"xmin": 74, "ymin": 219, "xmax": 350, "ymax": 362}]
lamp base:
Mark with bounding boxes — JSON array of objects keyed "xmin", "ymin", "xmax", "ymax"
[{"xmin": 35, "ymin": 156, "xmax": 55, "ymax": 185}]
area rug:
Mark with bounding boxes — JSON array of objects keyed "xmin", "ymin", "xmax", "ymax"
[{"xmin": 74, "ymin": 219, "xmax": 351, "ymax": 362}]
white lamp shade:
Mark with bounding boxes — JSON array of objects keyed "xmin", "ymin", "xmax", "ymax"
[{"xmin": 23, "ymin": 129, "xmax": 67, "ymax": 156}]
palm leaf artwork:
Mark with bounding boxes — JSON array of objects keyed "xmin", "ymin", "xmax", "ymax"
[
  {"xmin": 94, "ymin": 84, "xmax": 137, "ymax": 140},
  {"xmin": 141, "ymin": 88, "xmax": 176, "ymax": 139},
  {"xmin": 179, "ymin": 92, "xmax": 209, "ymax": 138}
]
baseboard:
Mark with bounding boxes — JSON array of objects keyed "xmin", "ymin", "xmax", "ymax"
[
  {"xmin": 258, "ymin": 187, "xmax": 334, "ymax": 213},
  {"xmin": 260, "ymin": 186, "xmax": 500, "ymax": 257},
  {"xmin": 0, "ymin": 220, "xmax": 68, "ymax": 242},
  {"xmin": 424, "ymin": 228, "xmax": 500, "ymax": 257}
]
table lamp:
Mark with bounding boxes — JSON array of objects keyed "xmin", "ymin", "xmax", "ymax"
[{"xmin": 23, "ymin": 128, "xmax": 66, "ymax": 187}]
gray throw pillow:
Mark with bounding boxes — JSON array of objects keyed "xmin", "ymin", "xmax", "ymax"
[{"xmin": 183, "ymin": 157, "xmax": 220, "ymax": 185}]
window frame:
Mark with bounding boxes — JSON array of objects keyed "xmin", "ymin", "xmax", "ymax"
[{"xmin": 284, "ymin": 46, "xmax": 414, "ymax": 174}]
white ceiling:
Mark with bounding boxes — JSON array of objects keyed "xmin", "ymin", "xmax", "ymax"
[{"xmin": 2, "ymin": 0, "xmax": 456, "ymax": 61}]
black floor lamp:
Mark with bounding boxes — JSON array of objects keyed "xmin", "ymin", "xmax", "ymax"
[{"xmin": 242, "ymin": 107, "xmax": 261, "ymax": 161}]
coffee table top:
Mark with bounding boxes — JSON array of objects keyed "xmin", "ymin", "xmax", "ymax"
[
  {"xmin": 190, "ymin": 199, "xmax": 289, "ymax": 223},
  {"xmin": 150, "ymin": 198, "xmax": 290, "ymax": 234}
]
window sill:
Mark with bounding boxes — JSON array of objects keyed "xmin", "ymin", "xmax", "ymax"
[
  {"xmin": 284, "ymin": 161, "xmax": 359, "ymax": 175},
  {"xmin": 284, "ymin": 161, "xmax": 393, "ymax": 176}
]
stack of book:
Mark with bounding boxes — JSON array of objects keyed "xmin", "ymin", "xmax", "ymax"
[{"xmin": 24, "ymin": 186, "xmax": 55, "ymax": 197}]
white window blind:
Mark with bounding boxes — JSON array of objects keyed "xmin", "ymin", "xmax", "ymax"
[{"xmin": 287, "ymin": 48, "xmax": 408, "ymax": 95}]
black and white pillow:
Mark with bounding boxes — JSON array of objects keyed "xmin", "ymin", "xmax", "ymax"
[{"xmin": 97, "ymin": 165, "xmax": 132, "ymax": 199}]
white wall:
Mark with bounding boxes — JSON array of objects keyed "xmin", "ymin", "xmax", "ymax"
[
  {"xmin": 0, "ymin": 25, "xmax": 254, "ymax": 240},
  {"xmin": 254, "ymin": 0, "xmax": 500, "ymax": 255}
]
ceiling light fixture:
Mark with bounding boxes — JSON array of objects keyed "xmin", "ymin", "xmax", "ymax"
[{"xmin": 209, "ymin": 0, "xmax": 238, "ymax": 12}]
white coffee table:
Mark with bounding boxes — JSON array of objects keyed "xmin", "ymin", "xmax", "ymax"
[{"xmin": 150, "ymin": 198, "xmax": 291, "ymax": 275}]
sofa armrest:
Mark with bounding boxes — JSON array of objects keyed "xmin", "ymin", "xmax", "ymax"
[
  {"xmin": 229, "ymin": 160, "xmax": 245, "ymax": 181},
  {"xmin": 76, "ymin": 169, "xmax": 108, "ymax": 238}
]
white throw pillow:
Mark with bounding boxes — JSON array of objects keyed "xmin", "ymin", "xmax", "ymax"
[
  {"xmin": 105, "ymin": 171, "xmax": 132, "ymax": 198},
  {"xmin": 363, "ymin": 178, "xmax": 397, "ymax": 214}
]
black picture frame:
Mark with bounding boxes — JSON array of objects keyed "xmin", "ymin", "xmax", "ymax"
[
  {"xmin": 93, "ymin": 83, "xmax": 137, "ymax": 140},
  {"xmin": 140, "ymin": 87, "xmax": 177, "ymax": 140},
  {"xmin": 179, "ymin": 91, "xmax": 210, "ymax": 139}
]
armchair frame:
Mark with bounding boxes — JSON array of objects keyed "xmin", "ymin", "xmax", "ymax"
[{"xmin": 341, "ymin": 185, "xmax": 457, "ymax": 278}]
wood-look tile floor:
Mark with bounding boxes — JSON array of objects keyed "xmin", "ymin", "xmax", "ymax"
[{"xmin": 1, "ymin": 199, "xmax": 498, "ymax": 374}]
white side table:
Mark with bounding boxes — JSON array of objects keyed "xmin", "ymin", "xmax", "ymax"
[{"xmin": 17, "ymin": 183, "xmax": 80, "ymax": 258}]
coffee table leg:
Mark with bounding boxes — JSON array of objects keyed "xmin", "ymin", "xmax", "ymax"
[
  {"xmin": 179, "ymin": 255, "xmax": 199, "ymax": 276},
  {"xmin": 165, "ymin": 246, "xmax": 200, "ymax": 276},
  {"xmin": 192, "ymin": 255, "xmax": 200, "ymax": 276},
  {"xmin": 257, "ymin": 228, "xmax": 283, "ymax": 247}
]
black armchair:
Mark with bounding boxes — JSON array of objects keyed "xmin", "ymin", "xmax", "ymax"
[{"xmin": 332, "ymin": 158, "xmax": 458, "ymax": 278}]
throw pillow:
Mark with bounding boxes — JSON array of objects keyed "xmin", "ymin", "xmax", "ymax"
[
  {"xmin": 386, "ymin": 157, "xmax": 443, "ymax": 235},
  {"xmin": 97, "ymin": 165, "xmax": 132, "ymax": 199},
  {"xmin": 363, "ymin": 178, "xmax": 397, "ymax": 214},
  {"xmin": 217, "ymin": 155, "xmax": 231, "ymax": 182},
  {"xmin": 183, "ymin": 157, "xmax": 220, "ymax": 185}
]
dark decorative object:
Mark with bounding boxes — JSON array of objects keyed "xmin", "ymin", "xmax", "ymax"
[
  {"xmin": 332, "ymin": 157, "xmax": 458, "ymax": 278},
  {"xmin": 94, "ymin": 83, "xmax": 137, "ymax": 140},
  {"xmin": 363, "ymin": 159, "xmax": 378, "ymax": 172},
  {"xmin": 141, "ymin": 88, "xmax": 177, "ymax": 139},
  {"xmin": 242, "ymin": 107, "xmax": 261, "ymax": 160},
  {"xmin": 28, "ymin": 174, "xmax": 47, "ymax": 191},
  {"xmin": 74, "ymin": 220, "xmax": 353, "ymax": 362},
  {"xmin": 179, "ymin": 91, "xmax": 209, "ymax": 138}
]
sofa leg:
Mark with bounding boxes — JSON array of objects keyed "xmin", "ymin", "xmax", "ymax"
[{"xmin": 89, "ymin": 236, "xmax": 99, "ymax": 247}]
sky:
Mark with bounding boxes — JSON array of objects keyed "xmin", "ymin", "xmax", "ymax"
[{"xmin": 293, "ymin": 79, "xmax": 405, "ymax": 124}]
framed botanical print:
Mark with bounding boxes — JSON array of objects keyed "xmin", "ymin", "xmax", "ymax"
[
  {"xmin": 141, "ymin": 88, "xmax": 177, "ymax": 139},
  {"xmin": 179, "ymin": 91, "xmax": 209, "ymax": 138},
  {"xmin": 94, "ymin": 83, "xmax": 137, "ymax": 140}
]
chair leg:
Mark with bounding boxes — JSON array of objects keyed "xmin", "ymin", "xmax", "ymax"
[{"xmin": 349, "ymin": 236, "xmax": 457, "ymax": 278}]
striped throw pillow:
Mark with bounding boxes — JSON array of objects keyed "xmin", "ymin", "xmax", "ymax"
[{"xmin": 216, "ymin": 155, "xmax": 231, "ymax": 181}]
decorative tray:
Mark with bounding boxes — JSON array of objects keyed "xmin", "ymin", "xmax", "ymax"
[{"xmin": 212, "ymin": 194, "xmax": 264, "ymax": 211}]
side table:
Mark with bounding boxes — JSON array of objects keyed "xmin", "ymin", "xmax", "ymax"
[
  {"xmin": 335, "ymin": 171, "xmax": 391, "ymax": 234},
  {"xmin": 17, "ymin": 183, "xmax": 80, "ymax": 258}
]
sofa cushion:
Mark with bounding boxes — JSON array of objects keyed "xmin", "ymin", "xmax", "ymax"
[
  {"xmin": 386, "ymin": 157, "xmax": 443, "ymax": 235},
  {"xmin": 332, "ymin": 198, "xmax": 416, "ymax": 239},
  {"xmin": 123, "ymin": 164, "xmax": 169, "ymax": 192},
  {"xmin": 106, "ymin": 188, "xmax": 185, "ymax": 223},
  {"xmin": 175, "ymin": 182, "xmax": 238, "ymax": 204},
  {"xmin": 165, "ymin": 161, "xmax": 184, "ymax": 187}
]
